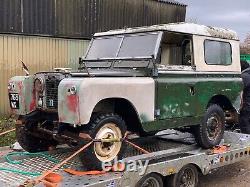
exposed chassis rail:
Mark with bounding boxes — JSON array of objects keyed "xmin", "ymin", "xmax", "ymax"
[{"xmin": 0, "ymin": 131, "xmax": 250, "ymax": 186}]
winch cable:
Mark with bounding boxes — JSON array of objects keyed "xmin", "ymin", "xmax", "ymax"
[
  {"xmin": 0, "ymin": 152, "xmax": 59, "ymax": 177},
  {"xmin": 5, "ymin": 152, "xmax": 59, "ymax": 165},
  {"xmin": 0, "ymin": 128, "xmax": 60, "ymax": 177},
  {"xmin": 0, "ymin": 128, "xmax": 41, "ymax": 177}
]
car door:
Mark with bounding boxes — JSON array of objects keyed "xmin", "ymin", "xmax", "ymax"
[{"xmin": 156, "ymin": 71, "xmax": 198, "ymax": 120}]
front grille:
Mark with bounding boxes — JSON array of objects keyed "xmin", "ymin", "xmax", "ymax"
[{"xmin": 45, "ymin": 76, "xmax": 61, "ymax": 109}]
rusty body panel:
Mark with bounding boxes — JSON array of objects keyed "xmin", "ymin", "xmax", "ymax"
[
  {"xmin": 0, "ymin": 34, "xmax": 89, "ymax": 116},
  {"xmin": 58, "ymin": 77, "xmax": 155, "ymax": 125},
  {"xmin": 8, "ymin": 76, "xmax": 35, "ymax": 115}
]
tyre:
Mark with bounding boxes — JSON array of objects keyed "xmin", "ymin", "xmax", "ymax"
[
  {"xmin": 194, "ymin": 104, "xmax": 225, "ymax": 148},
  {"xmin": 16, "ymin": 124, "xmax": 58, "ymax": 152},
  {"xmin": 166, "ymin": 164, "xmax": 198, "ymax": 187},
  {"xmin": 136, "ymin": 173, "xmax": 164, "ymax": 187},
  {"xmin": 80, "ymin": 113, "xmax": 127, "ymax": 170}
]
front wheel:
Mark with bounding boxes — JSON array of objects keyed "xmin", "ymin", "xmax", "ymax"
[
  {"xmin": 80, "ymin": 113, "xmax": 127, "ymax": 170},
  {"xmin": 16, "ymin": 123, "xmax": 58, "ymax": 152},
  {"xmin": 194, "ymin": 104, "xmax": 225, "ymax": 148}
]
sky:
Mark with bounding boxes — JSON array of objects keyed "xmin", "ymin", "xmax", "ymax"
[{"xmin": 178, "ymin": 0, "xmax": 250, "ymax": 42}]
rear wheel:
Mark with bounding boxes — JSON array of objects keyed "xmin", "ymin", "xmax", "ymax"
[
  {"xmin": 166, "ymin": 164, "xmax": 198, "ymax": 187},
  {"xmin": 16, "ymin": 123, "xmax": 57, "ymax": 152},
  {"xmin": 80, "ymin": 113, "xmax": 126, "ymax": 170},
  {"xmin": 194, "ymin": 104, "xmax": 225, "ymax": 148}
]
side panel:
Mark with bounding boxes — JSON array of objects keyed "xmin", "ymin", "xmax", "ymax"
[
  {"xmin": 195, "ymin": 74, "xmax": 242, "ymax": 112},
  {"xmin": 58, "ymin": 77, "xmax": 155, "ymax": 125},
  {"xmin": 143, "ymin": 72, "xmax": 242, "ymax": 132}
]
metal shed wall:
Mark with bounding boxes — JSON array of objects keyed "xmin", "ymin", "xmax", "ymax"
[
  {"xmin": 0, "ymin": 34, "xmax": 89, "ymax": 116},
  {"xmin": 0, "ymin": 0, "xmax": 22, "ymax": 33},
  {"xmin": 0, "ymin": 0, "xmax": 186, "ymax": 38}
]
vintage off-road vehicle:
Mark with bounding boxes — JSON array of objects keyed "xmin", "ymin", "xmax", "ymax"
[{"xmin": 8, "ymin": 23, "xmax": 242, "ymax": 170}]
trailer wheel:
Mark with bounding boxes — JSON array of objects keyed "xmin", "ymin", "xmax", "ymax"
[
  {"xmin": 16, "ymin": 124, "xmax": 57, "ymax": 152},
  {"xmin": 80, "ymin": 113, "xmax": 126, "ymax": 170},
  {"xmin": 194, "ymin": 104, "xmax": 225, "ymax": 148},
  {"xmin": 166, "ymin": 164, "xmax": 198, "ymax": 187},
  {"xmin": 136, "ymin": 173, "xmax": 164, "ymax": 187}
]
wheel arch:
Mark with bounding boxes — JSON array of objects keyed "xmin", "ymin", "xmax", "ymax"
[
  {"xmin": 207, "ymin": 94, "xmax": 235, "ymax": 110},
  {"xmin": 92, "ymin": 97, "xmax": 144, "ymax": 133},
  {"xmin": 188, "ymin": 163, "xmax": 203, "ymax": 174}
]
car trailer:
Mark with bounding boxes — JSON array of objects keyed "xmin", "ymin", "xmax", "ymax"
[{"xmin": 0, "ymin": 130, "xmax": 250, "ymax": 187}]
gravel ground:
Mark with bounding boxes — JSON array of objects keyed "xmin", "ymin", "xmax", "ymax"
[{"xmin": 199, "ymin": 159, "xmax": 250, "ymax": 187}]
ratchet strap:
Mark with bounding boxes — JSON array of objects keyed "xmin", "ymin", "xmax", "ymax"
[{"xmin": 64, "ymin": 168, "xmax": 106, "ymax": 176}]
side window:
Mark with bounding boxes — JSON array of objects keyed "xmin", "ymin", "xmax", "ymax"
[
  {"xmin": 204, "ymin": 40, "xmax": 232, "ymax": 65},
  {"xmin": 160, "ymin": 33, "xmax": 193, "ymax": 67}
]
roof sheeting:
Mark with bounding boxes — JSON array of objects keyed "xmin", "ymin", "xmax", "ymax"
[
  {"xmin": 0, "ymin": 0, "xmax": 186, "ymax": 39},
  {"xmin": 157, "ymin": 0, "xmax": 187, "ymax": 6}
]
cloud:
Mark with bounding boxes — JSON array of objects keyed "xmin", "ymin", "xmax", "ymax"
[{"xmin": 209, "ymin": 11, "xmax": 250, "ymax": 22}]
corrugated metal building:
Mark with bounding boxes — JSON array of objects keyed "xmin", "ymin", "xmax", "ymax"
[
  {"xmin": 0, "ymin": 0, "xmax": 186, "ymax": 116},
  {"xmin": 0, "ymin": 35, "xmax": 89, "ymax": 115},
  {"xmin": 0, "ymin": 0, "xmax": 186, "ymax": 38}
]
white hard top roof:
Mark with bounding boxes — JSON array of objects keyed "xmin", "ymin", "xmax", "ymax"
[{"xmin": 94, "ymin": 22, "xmax": 239, "ymax": 40}]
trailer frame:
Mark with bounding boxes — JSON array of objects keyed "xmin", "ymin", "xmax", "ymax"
[{"xmin": 0, "ymin": 130, "xmax": 250, "ymax": 187}]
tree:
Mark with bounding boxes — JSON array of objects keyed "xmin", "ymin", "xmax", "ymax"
[{"xmin": 240, "ymin": 33, "xmax": 250, "ymax": 54}]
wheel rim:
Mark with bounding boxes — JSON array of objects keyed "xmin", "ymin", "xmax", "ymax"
[
  {"xmin": 141, "ymin": 176, "xmax": 161, "ymax": 187},
  {"xmin": 179, "ymin": 168, "xmax": 196, "ymax": 187},
  {"xmin": 206, "ymin": 113, "xmax": 222, "ymax": 141},
  {"xmin": 94, "ymin": 123, "xmax": 122, "ymax": 162}
]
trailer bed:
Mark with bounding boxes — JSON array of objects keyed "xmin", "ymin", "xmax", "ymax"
[{"xmin": 0, "ymin": 130, "xmax": 250, "ymax": 187}]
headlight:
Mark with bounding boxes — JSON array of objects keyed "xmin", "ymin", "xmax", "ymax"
[
  {"xmin": 34, "ymin": 78, "xmax": 44, "ymax": 93},
  {"xmin": 8, "ymin": 83, "xmax": 15, "ymax": 91},
  {"xmin": 8, "ymin": 83, "xmax": 12, "ymax": 90}
]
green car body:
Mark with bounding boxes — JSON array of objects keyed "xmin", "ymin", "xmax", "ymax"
[{"xmin": 145, "ymin": 72, "xmax": 241, "ymax": 132}]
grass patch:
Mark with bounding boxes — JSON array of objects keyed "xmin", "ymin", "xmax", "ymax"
[{"xmin": 0, "ymin": 117, "xmax": 16, "ymax": 147}]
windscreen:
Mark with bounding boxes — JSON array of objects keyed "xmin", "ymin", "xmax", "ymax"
[{"xmin": 85, "ymin": 32, "xmax": 161, "ymax": 60}]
